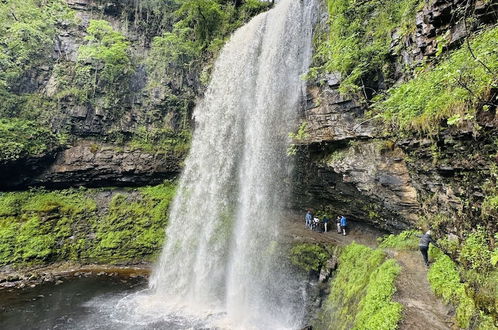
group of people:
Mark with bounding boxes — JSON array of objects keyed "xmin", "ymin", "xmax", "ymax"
[
  {"xmin": 305, "ymin": 210, "xmax": 348, "ymax": 236},
  {"xmin": 305, "ymin": 211, "xmax": 439, "ymax": 267}
]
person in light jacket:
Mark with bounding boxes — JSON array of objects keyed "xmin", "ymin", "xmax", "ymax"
[
  {"xmin": 305, "ymin": 210, "xmax": 313, "ymax": 229},
  {"xmin": 335, "ymin": 216, "xmax": 341, "ymax": 234}
]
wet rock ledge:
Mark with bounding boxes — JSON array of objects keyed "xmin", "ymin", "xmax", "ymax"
[{"xmin": 0, "ymin": 262, "xmax": 151, "ymax": 290}]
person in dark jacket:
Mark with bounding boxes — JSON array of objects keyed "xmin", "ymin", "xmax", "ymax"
[
  {"xmin": 322, "ymin": 216, "xmax": 330, "ymax": 232},
  {"xmin": 418, "ymin": 230, "xmax": 436, "ymax": 266}
]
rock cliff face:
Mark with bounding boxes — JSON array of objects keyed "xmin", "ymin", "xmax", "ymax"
[
  {"xmin": 294, "ymin": 0, "xmax": 498, "ymax": 232},
  {"xmin": 394, "ymin": 0, "xmax": 498, "ymax": 79},
  {"xmin": 0, "ymin": 0, "xmax": 191, "ymax": 189},
  {"xmin": 294, "ymin": 81, "xmax": 420, "ymax": 231},
  {"xmin": 0, "ymin": 141, "xmax": 181, "ymax": 189}
]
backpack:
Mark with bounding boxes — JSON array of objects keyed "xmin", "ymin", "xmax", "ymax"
[{"xmin": 340, "ymin": 216, "xmax": 347, "ymax": 226}]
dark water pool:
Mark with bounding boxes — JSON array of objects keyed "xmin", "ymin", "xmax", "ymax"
[{"xmin": 0, "ymin": 277, "xmax": 146, "ymax": 330}]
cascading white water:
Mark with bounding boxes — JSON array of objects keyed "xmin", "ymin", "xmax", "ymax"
[{"xmin": 149, "ymin": 0, "xmax": 316, "ymax": 328}]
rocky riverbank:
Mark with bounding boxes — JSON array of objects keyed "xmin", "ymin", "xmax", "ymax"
[{"xmin": 0, "ymin": 262, "xmax": 150, "ymax": 290}]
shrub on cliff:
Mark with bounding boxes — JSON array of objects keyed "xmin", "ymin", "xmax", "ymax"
[
  {"xmin": 0, "ymin": 118, "xmax": 64, "ymax": 162},
  {"xmin": 290, "ymin": 243, "xmax": 330, "ymax": 272},
  {"xmin": 311, "ymin": 0, "xmax": 423, "ymax": 95},
  {"xmin": 376, "ymin": 27, "xmax": 498, "ymax": 133}
]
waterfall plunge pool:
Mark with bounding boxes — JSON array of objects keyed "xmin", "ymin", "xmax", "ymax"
[{"xmin": 0, "ymin": 276, "xmax": 225, "ymax": 330}]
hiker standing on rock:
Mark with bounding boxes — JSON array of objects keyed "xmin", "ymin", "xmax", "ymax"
[
  {"xmin": 340, "ymin": 216, "xmax": 348, "ymax": 236},
  {"xmin": 322, "ymin": 215, "xmax": 330, "ymax": 232},
  {"xmin": 305, "ymin": 210, "xmax": 313, "ymax": 229},
  {"xmin": 335, "ymin": 216, "xmax": 341, "ymax": 234},
  {"xmin": 418, "ymin": 230, "xmax": 436, "ymax": 267}
]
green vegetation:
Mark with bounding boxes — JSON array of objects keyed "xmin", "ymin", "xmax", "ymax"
[
  {"xmin": 0, "ymin": 0, "xmax": 72, "ymax": 93},
  {"xmin": 0, "ymin": 118, "xmax": 64, "ymax": 162},
  {"xmin": 52, "ymin": 19, "xmax": 134, "ymax": 106},
  {"xmin": 0, "ymin": 0, "xmax": 271, "ymax": 163},
  {"xmin": 287, "ymin": 122, "xmax": 309, "ymax": 156},
  {"xmin": 71, "ymin": 20, "xmax": 134, "ymax": 103},
  {"xmin": 378, "ymin": 230, "xmax": 420, "ymax": 250},
  {"xmin": 311, "ymin": 0, "xmax": 423, "ymax": 95},
  {"xmin": 290, "ymin": 243, "xmax": 331, "ymax": 272},
  {"xmin": 129, "ymin": 127, "xmax": 191, "ymax": 155},
  {"xmin": 88, "ymin": 184, "xmax": 175, "ymax": 263},
  {"xmin": 375, "ymin": 27, "xmax": 498, "ymax": 133},
  {"xmin": 0, "ymin": 0, "xmax": 73, "ymax": 119},
  {"xmin": 428, "ymin": 247, "xmax": 477, "ymax": 328},
  {"xmin": 0, "ymin": 182, "xmax": 176, "ymax": 267},
  {"xmin": 315, "ymin": 243, "xmax": 402, "ymax": 330},
  {"xmin": 145, "ymin": 0, "xmax": 272, "ymax": 130}
]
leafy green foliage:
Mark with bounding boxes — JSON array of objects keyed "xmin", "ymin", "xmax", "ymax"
[
  {"xmin": 148, "ymin": 29, "xmax": 201, "ymax": 83},
  {"xmin": 0, "ymin": 118, "xmax": 63, "ymax": 162},
  {"xmin": 422, "ymin": 214, "xmax": 497, "ymax": 327},
  {"xmin": 376, "ymin": 27, "xmax": 498, "ymax": 133},
  {"xmin": 80, "ymin": 20, "xmax": 133, "ymax": 80},
  {"xmin": 144, "ymin": 0, "xmax": 271, "ymax": 132},
  {"xmin": 312, "ymin": 0, "xmax": 423, "ymax": 94},
  {"xmin": 0, "ymin": 0, "xmax": 72, "ymax": 90},
  {"xmin": 458, "ymin": 228, "xmax": 493, "ymax": 272},
  {"xmin": 70, "ymin": 20, "xmax": 134, "ymax": 103},
  {"xmin": 287, "ymin": 122, "xmax": 309, "ymax": 155},
  {"xmin": 174, "ymin": 0, "xmax": 227, "ymax": 47},
  {"xmin": 0, "ymin": 0, "xmax": 72, "ymax": 119},
  {"xmin": 0, "ymin": 183, "xmax": 176, "ymax": 267},
  {"xmin": 290, "ymin": 243, "xmax": 330, "ymax": 272},
  {"xmin": 428, "ymin": 247, "xmax": 476, "ymax": 328},
  {"xmin": 378, "ymin": 230, "xmax": 421, "ymax": 250},
  {"xmin": 315, "ymin": 243, "xmax": 402, "ymax": 330}
]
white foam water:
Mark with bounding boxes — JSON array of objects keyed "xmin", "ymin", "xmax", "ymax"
[{"xmin": 147, "ymin": 0, "xmax": 317, "ymax": 328}]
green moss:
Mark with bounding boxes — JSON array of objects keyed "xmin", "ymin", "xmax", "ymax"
[
  {"xmin": 375, "ymin": 27, "xmax": 498, "ymax": 133},
  {"xmin": 0, "ymin": 182, "xmax": 176, "ymax": 267},
  {"xmin": 85, "ymin": 182, "xmax": 176, "ymax": 263},
  {"xmin": 354, "ymin": 259, "xmax": 403, "ymax": 330},
  {"xmin": 290, "ymin": 243, "xmax": 331, "ymax": 272},
  {"xmin": 316, "ymin": 243, "xmax": 402, "ymax": 330}
]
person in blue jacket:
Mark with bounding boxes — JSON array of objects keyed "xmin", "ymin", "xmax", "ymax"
[{"xmin": 340, "ymin": 216, "xmax": 348, "ymax": 236}]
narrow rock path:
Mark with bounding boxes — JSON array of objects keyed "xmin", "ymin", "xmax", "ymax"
[
  {"xmin": 283, "ymin": 217, "xmax": 453, "ymax": 330},
  {"xmin": 389, "ymin": 249, "xmax": 453, "ymax": 330}
]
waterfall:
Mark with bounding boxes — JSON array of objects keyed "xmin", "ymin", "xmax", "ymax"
[{"xmin": 149, "ymin": 0, "xmax": 316, "ymax": 328}]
